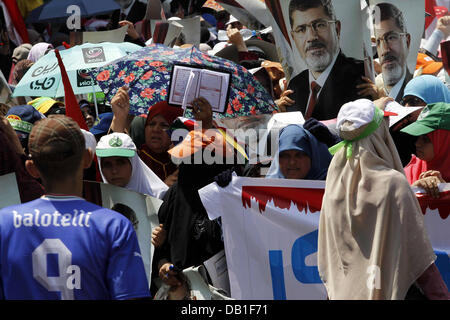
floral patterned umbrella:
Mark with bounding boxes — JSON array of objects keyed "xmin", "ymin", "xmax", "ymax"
[{"xmin": 90, "ymin": 43, "xmax": 278, "ymax": 119}]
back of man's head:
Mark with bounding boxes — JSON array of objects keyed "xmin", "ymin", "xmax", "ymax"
[
  {"xmin": 372, "ymin": 2, "xmax": 407, "ymax": 33},
  {"xmin": 289, "ymin": 0, "xmax": 336, "ymax": 27},
  {"xmin": 28, "ymin": 115, "xmax": 85, "ymax": 180}
]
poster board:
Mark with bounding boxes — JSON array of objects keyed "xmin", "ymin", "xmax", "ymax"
[
  {"xmin": 0, "ymin": 173, "xmax": 21, "ymax": 209},
  {"xmin": 70, "ymin": 26, "xmax": 129, "ymax": 46},
  {"xmin": 82, "ymin": 180, "xmax": 163, "ymax": 286},
  {"xmin": 264, "ymin": 0, "xmax": 368, "ymax": 82},
  {"xmin": 368, "ymin": 0, "xmax": 425, "ymax": 83}
]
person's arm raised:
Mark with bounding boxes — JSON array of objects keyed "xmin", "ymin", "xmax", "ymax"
[
  {"xmin": 109, "ymin": 86, "xmax": 134, "ymax": 134},
  {"xmin": 191, "ymin": 97, "xmax": 213, "ymax": 130}
]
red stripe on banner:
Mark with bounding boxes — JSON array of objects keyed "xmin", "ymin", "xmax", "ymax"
[
  {"xmin": 242, "ymin": 186, "xmax": 324, "ymax": 213},
  {"xmin": 242, "ymin": 186, "xmax": 449, "ymax": 218},
  {"xmin": 416, "ymin": 190, "xmax": 450, "ymax": 219}
]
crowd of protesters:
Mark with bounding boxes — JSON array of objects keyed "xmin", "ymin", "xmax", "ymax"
[{"xmin": 0, "ymin": 0, "xmax": 449, "ymax": 300}]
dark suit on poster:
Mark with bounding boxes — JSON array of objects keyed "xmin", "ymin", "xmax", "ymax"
[
  {"xmin": 286, "ymin": 51, "xmax": 367, "ymax": 120},
  {"xmin": 392, "ymin": 70, "xmax": 413, "ymax": 103},
  {"xmin": 108, "ymin": 0, "xmax": 147, "ymax": 30}
]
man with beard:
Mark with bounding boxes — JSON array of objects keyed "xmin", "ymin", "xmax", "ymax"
[
  {"xmin": 284, "ymin": 0, "xmax": 367, "ymax": 120},
  {"xmin": 373, "ymin": 2, "xmax": 412, "ymax": 102}
]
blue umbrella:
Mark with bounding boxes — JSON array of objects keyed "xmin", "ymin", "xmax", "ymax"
[{"xmin": 26, "ymin": 0, "xmax": 120, "ymax": 23}]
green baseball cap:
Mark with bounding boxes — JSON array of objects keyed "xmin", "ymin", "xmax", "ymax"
[
  {"xmin": 400, "ymin": 102, "xmax": 450, "ymax": 136},
  {"xmin": 96, "ymin": 132, "xmax": 136, "ymax": 158}
]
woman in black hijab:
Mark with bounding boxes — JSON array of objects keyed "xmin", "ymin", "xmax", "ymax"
[{"xmin": 151, "ymin": 97, "xmax": 236, "ymax": 293}]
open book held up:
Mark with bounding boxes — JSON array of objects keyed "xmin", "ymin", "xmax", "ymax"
[{"xmin": 168, "ymin": 65, "xmax": 231, "ymax": 113}]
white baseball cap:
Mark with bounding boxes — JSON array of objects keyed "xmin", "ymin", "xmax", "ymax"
[{"xmin": 96, "ymin": 132, "xmax": 136, "ymax": 158}]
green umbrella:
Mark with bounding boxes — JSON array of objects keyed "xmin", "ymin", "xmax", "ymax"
[{"xmin": 13, "ymin": 42, "xmax": 142, "ymax": 99}]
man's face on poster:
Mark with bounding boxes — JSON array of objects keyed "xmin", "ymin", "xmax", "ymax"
[
  {"xmin": 290, "ymin": 5, "xmax": 340, "ymax": 73},
  {"xmin": 374, "ymin": 18, "xmax": 410, "ymax": 87}
]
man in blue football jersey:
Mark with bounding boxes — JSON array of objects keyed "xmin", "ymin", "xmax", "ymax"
[{"xmin": 0, "ymin": 115, "xmax": 151, "ymax": 300}]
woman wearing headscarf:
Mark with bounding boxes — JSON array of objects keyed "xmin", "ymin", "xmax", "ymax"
[
  {"xmin": 151, "ymin": 97, "xmax": 236, "ymax": 295},
  {"xmin": 400, "ymin": 102, "xmax": 450, "ymax": 198},
  {"xmin": 95, "ymin": 132, "xmax": 168, "ymax": 199},
  {"xmin": 266, "ymin": 124, "xmax": 332, "ymax": 180},
  {"xmin": 109, "ymin": 87, "xmax": 182, "ymax": 186},
  {"xmin": 9, "ymin": 43, "xmax": 32, "ymax": 85},
  {"xmin": 12, "ymin": 59, "xmax": 34, "ymax": 85},
  {"xmin": 138, "ymin": 101, "xmax": 183, "ymax": 186},
  {"xmin": 12, "ymin": 59, "xmax": 34, "ymax": 105},
  {"xmin": 318, "ymin": 98, "xmax": 449, "ymax": 300},
  {"xmin": 391, "ymin": 75, "xmax": 450, "ymax": 166},
  {"xmin": 402, "ymin": 75, "xmax": 450, "ymax": 107},
  {"xmin": 27, "ymin": 42, "xmax": 53, "ymax": 62}
]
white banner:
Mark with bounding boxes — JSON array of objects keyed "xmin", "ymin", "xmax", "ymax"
[{"xmin": 199, "ymin": 177, "xmax": 450, "ymax": 300}]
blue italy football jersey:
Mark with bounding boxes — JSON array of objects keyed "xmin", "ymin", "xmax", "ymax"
[{"xmin": 0, "ymin": 195, "xmax": 150, "ymax": 300}]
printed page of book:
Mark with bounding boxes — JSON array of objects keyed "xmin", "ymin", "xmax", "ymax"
[
  {"xmin": 196, "ymin": 68, "xmax": 230, "ymax": 113},
  {"xmin": 169, "ymin": 65, "xmax": 201, "ymax": 105}
]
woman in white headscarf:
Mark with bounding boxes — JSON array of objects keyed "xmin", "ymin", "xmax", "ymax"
[
  {"xmin": 96, "ymin": 132, "xmax": 168, "ymax": 199},
  {"xmin": 27, "ymin": 42, "xmax": 53, "ymax": 62},
  {"xmin": 318, "ymin": 98, "xmax": 449, "ymax": 300}
]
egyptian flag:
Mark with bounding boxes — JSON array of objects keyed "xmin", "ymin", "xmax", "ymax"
[
  {"xmin": 1, "ymin": 0, "xmax": 29, "ymax": 44},
  {"xmin": 54, "ymin": 49, "xmax": 88, "ymax": 131}
]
